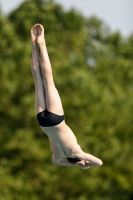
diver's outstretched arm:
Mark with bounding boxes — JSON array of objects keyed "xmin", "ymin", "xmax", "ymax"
[{"xmin": 78, "ymin": 152, "xmax": 103, "ymax": 167}]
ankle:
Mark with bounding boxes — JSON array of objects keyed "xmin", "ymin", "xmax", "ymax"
[
  {"xmin": 37, "ymin": 40, "xmax": 46, "ymax": 47},
  {"xmin": 31, "ymin": 41, "xmax": 37, "ymax": 48}
]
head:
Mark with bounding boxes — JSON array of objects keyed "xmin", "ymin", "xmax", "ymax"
[{"xmin": 67, "ymin": 157, "xmax": 81, "ymax": 164}]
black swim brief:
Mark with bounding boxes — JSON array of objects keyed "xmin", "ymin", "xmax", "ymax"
[{"xmin": 37, "ymin": 109, "xmax": 65, "ymax": 127}]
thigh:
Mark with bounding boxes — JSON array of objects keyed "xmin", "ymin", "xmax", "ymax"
[
  {"xmin": 34, "ymin": 80, "xmax": 46, "ymax": 114},
  {"xmin": 44, "ymin": 81, "xmax": 64, "ymax": 115}
]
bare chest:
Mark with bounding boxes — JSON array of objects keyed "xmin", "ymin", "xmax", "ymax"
[{"xmin": 42, "ymin": 125, "xmax": 80, "ymax": 158}]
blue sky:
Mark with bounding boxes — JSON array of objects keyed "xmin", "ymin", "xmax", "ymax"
[{"xmin": 0, "ymin": 0, "xmax": 133, "ymax": 37}]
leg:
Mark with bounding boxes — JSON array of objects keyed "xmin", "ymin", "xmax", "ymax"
[
  {"xmin": 36, "ymin": 24, "xmax": 64, "ymax": 115},
  {"xmin": 31, "ymin": 25, "xmax": 46, "ymax": 114}
]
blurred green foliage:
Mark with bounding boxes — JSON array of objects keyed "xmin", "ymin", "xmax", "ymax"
[{"xmin": 0, "ymin": 0, "xmax": 133, "ymax": 199}]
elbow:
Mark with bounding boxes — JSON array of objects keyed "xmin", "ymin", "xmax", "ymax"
[
  {"xmin": 52, "ymin": 159, "xmax": 59, "ymax": 166},
  {"xmin": 92, "ymin": 159, "xmax": 103, "ymax": 167},
  {"xmin": 96, "ymin": 159, "xmax": 103, "ymax": 167},
  {"xmin": 52, "ymin": 155, "xmax": 60, "ymax": 166}
]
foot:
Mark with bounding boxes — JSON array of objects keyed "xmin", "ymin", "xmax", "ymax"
[
  {"xmin": 36, "ymin": 24, "xmax": 45, "ymax": 45},
  {"xmin": 31, "ymin": 24, "xmax": 38, "ymax": 42}
]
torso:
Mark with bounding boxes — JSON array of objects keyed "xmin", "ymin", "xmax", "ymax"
[{"xmin": 41, "ymin": 120, "xmax": 82, "ymax": 159}]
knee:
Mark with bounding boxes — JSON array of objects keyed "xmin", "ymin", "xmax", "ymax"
[
  {"xmin": 31, "ymin": 67, "xmax": 43, "ymax": 81},
  {"xmin": 96, "ymin": 159, "xmax": 103, "ymax": 167}
]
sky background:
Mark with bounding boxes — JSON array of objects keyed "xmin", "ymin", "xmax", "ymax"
[{"xmin": 0, "ymin": 0, "xmax": 133, "ymax": 38}]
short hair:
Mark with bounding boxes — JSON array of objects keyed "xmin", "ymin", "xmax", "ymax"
[{"xmin": 67, "ymin": 157, "xmax": 81, "ymax": 164}]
